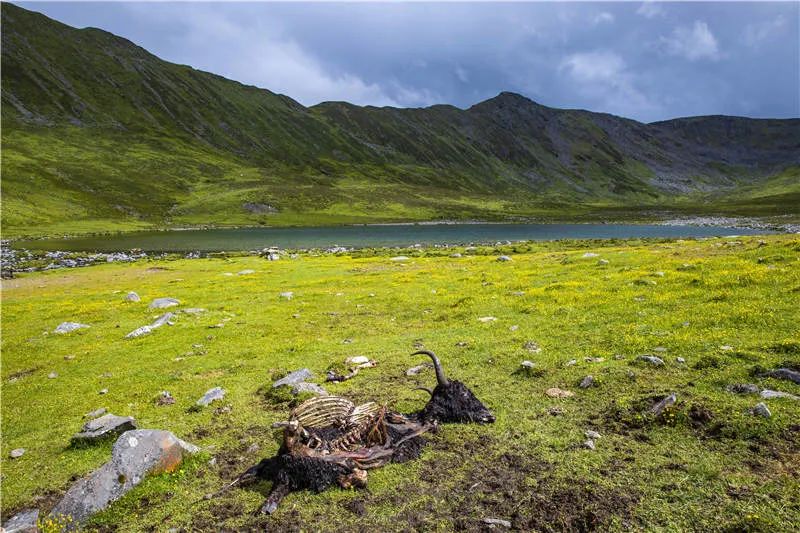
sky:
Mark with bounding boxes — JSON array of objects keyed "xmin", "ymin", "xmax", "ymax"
[{"xmin": 17, "ymin": 1, "xmax": 800, "ymax": 123}]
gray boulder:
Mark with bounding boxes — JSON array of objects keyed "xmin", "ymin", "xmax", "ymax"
[
  {"xmin": 50, "ymin": 430, "xmax": 197, "ymax": 526},
  {"xmin": 650, "ymin": 393, "xmax": 677, "ymax": 416},
  {"xmin": 72, "ymin": 414, "xmax": 136, "ymax": 443},
  {"xmin": 638, "ymin": 355, "xmax": 665, "ymax": 366},
  {"xmin": 727, "ymin": 383, "xmax": 760, "ymax": 394},
  {"xmin": 125, "ymin": 291, "xmax": 141, "ymax": 302},
  {"xmin": 760, "ymin": 389, "xmax": 800, "ymax": 400},
  {"xmin": 1, "ymin": 509, "xmax": 39, "ymax": 533},
  {"xmin": 196, "ymin": 387, "xmax": 225, "ymax": 406},
  {"xmin": 766, "ymin": 368, "xmax": 800, "ymax": 385},
  {"xmin": 273, "ymin": 368, "xmax": 313, "ymax": 388},
  {"xmin": 148, "ymin": 297, "xmax": 180, "ymax": 310},
  {"xmin": 55, "ymin": 322, "xmax": 90, "ymax": 334},
  {"xmin": 751, "ymin": 402, "xmax": 771, "ymax": 418}
]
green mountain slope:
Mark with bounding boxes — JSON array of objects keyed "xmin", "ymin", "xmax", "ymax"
[{"xmin": 2, "ymin": 3, "xmax": 799, "ymax": 237}]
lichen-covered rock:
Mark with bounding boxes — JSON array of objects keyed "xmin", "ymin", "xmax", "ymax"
[
  {"xmin": 55, "ymin": 322, "xmax": 90, "ymax": 334},
  {"xmin": 72, "ymin": 414, "xmax": 136, "ymax": 443},
  {"xmin": 50, "ymin": 430, "xmax": 197, "ymax": 526}
]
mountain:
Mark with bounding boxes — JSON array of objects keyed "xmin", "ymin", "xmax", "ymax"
[{"xmin": 2, "ymin": 3, "xmax": 799, "ymax": 237}]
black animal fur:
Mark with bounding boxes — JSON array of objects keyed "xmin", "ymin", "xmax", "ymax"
[{"xmin": 419, "ymin": 380, "xmax": 495, "ymax": 424}]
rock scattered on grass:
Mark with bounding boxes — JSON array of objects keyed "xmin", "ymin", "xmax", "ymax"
[
  {"xmin": 450, "ymin": 253, "xmax": 462, "ymax": 258},
  {"xmin": 196, "ymin": 387, "xmax": 225, "ymax": 407},
  {"xmin": 565, "ymin": 359, "xmax": 577, "ymax": 367},
  {"xmin": 766, "ymin": 368, "xmax": 800, "ymax": 385},
  {"xmin": 1, "ymin": 509, "xmax": 39, "ymax": 533},
  {"xmin": 676, "ymin": 357, "xmax": 686, "ymax": 364},
  {"xmin": 496, "ymin": 255, "xmax": 512, "ymax": 262},
  {"xmin": 509, "ymin": 325, "xmax": 519, "ymax": 331},
  {"xmin": 585, "ymin": 430, "xmax": 601, "ymax": 439},
  {"xmin": 584, "ymin": 357, "xmax": 604, "ymax": 363},
  {"xmin": 389, "ymin": 256, "xmax": 409, "ymax": 262},
  {"xmin": 523, "ymin": 341, "xmax": 541, "ymax": 354},
  {"xmin": 346, "ymin": 355, "xmax": 370, "ymax": 365},
  {"xmin": 9, "ymin": 448, "xmax": 25, "ymax": 459},
  {"xmin": 84, "ymin": 408, "xmax": 107, "ymax": 419},
  {"xmin": 406, "ymin": 362, "xmax": 433, "ymax": 376},
  {"xmin": 653, "ymin": 347, "xmax": 667, "ymax": 353},
  {"xmin": 99, "ymin": 388, "xmax": 108, "ymax": 395},
  {"xmin": 279, "ymin": 291, "xmax": 294, "ymax": 300},
  {"xmin": 545, "ymin": 387, "xmax": 574, "ymax": 398},
  {"xmin": 182, "ymin": 308, "xmax": 206, "ymax": 315},
  {"xmin": 583, "ymin": 439, "xmax": 596, "ymax": 450},
  {"xmin": 149, "ymin": 297, "xmax": 180, "ymax": 309},
  {"xmin": 72, "ymin": 414, "xmax": 137, "ymax": 443},
  {"xmin": 727, "ymin": 383, "xmax": 760, "ymax": 394},
  {"xmin": 582, "ymin": 252, "xmax": 599, "ymax": 258},
  {"xmin": 548, "ymin": 406, "xmax": 565, "ymax": 416},
  {"xmin": 720, "ymin": 345, "xmax": 733, "ymax": 351},
  {"xmin": 125, "ymin": 292, "xmax": 140, "ymax": 302},
  {"xmin": 55, "ymin": 322, "xmax": 90, "ymax": 334},
  {"xmin": 751, "ymin": 402, "xmax": 771, "ymax": 418},
  {"xmin": 579, "ymin": 375, "xmax": 595, "ymax": 389},
  {"xmin": 650, "ymin": 393, "xmax": 677, "ymax": 416},
  {"xmin": 292, "ymin": 382, "xmax": 328, "ymax": 396},
  {"xmin": 478, "ymin": 316, "xmax": 497, "ymax": 323},
  {"xmin": 125, "ymin": 312, "xmax": 175, "ymax": 338},
  {"xmin": 521, "ymin": 360, "xmax": 535, "ymax": 369},
  {"xmin": 237, "ymin": 269, "xmax": 255, "ymax": 275},
  {"xmin": 597, "ymin": 259, "xmax": 609, "ymax": 265},
  {"xmin": 273, "ymin": 369, "xmax": 313, "ymax": 387},
  {"xmin": 482, "ymin": 518, "xmax": 512, "ymax": 528},
  {"xmin": 760, "ymin": 389, "xmax": 799, "ymax": 400},
  {"xmin": 157, "ymin": 391, "xmax": 176, "ymax": 405},
  {"xmin": 638, "ymin": 355, "xmax": 665, "ymax": 366},
  {"xmin": 48, "ymin": 372, "xmax": 58, "ymax": 379},
  {"xmin": 50, "ymin": 430, "xmax": 198, "ymax": 525}
]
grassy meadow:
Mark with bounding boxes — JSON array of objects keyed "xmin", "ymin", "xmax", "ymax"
[{"xmin": 2, "ymin": 234, "xmax": 799, "ymax": 531}]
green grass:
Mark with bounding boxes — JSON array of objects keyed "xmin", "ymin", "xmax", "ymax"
[{"xmin": 2, "ymin": 235, "xmax": 799, "ymax": 530}]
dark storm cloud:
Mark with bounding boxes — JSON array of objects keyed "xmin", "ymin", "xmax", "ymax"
[{"xmin": 18, "ymin": 1, "xmax": 800, "ymax": 122}]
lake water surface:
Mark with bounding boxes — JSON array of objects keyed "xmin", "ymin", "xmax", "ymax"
[{"xmin": 15, "ymin": 223, "xmax": 769, "ymax": 253}]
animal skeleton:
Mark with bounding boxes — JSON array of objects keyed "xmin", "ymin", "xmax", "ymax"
[{"xmin": 218, "ymin": 350, "xmax": 495, "ymax": 514}]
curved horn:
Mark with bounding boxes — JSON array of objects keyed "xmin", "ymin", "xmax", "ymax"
[
  {"xmin": 413, "ymin": 387, "xmax": 433, "ymax": 397},
  {"xmin": 412, "ymin": 350, "xmax": 448, "ymax": 386}
]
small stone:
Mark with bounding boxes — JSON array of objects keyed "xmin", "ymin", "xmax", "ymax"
[
  {"xmin": 482, "ymin": 517, "xmax": 512, "ymax": 528},
  {"xmin": 676, "ymin": 357, "xmax": 686, "ymax": 364},
  {"xmin": 55, "ymin": 322, "xmax": 90, "ymax": 334},
  {"xmin": 720, "ymin": 345, "xmax": 733, "ymax": 351},
  {"xmin": 582, "ymin": 252, "xmax": 599, "ymax": 258},
  {"xmin": 247, "ymin": 443, "xmax": 260, "ymax": 454},
  {"xmin": 579, "ymin": 375, "xmax": 595, "ymax": 389},
  {"xmin": 346, "ymin": 355, "xmax": 370, "ymax": 365},
  {"xmin": 342, "ymin": 338, "xmax": 354, "ymax": 344},
  {"xmin": 546, "ymin": 387, "xmax": 574, "ymax": 398},
  {"xmin": 196, "ymin": 387, "xmax": 225, "ymax": 406},
  {"xmin": 182, "ymin": 308, "xmax": 206, "ymax": 315},
  {"xmin": 585, "ymin": 430, "xmax": 601, "ymax": 439},
  {"xmin": 751, "ymin": 402, "xmax": 771, "ymax": 418},
  {"xmin": 64, "ymin": 355, "xmax": 76, "ymax": 360},
  {"xmin": 406, "ymin": 363, "xmax": 432, "ymax": 376},
  {"xmin": 523, "ymin": 341, "xmax": 541, "ymax": 354},
  {"xmin": 291, "ymin": 382, "xmax": 328, "ymax": 396},
  {"xmin": 450, "ymin": 253, "xmax": 462, "ymax": 258},
  {"xmin": 1, "ymin": 509, "xmax": 39, "ymax": 532},
  {"xmin": 279, "ymin": 291, "xmax": 294, "ymax": 300},
  {"xmin": 208, "ymin": 457, "xmax": 217, "ymax": 466},
  {"xmin": 727, "ymin": 383, "xmax": 760, "ymax": 394},
  {"xmin": 584, "ymin": 357, "xmax": 604, "ymax": 363},
  {"xmin": 273, "ymin": 369, "xmax": 314, "ymax": 388},
  {"xmin": 389, "ymin": 256, "xmax": 409, "ymax": 262},
  {"xmin": 497, "ymin": 255, "xmax": 512, "ymax": 262},
  {"xmin": 72, "ymin": 414, "xmax": 137, "ymax": 443},
  {"xmin": 125, "ymin": 292, "xmax": 141, "ymax": 302},
  {"xmin": 99, "ymin": 388, "xmax": 109, "ymax": 395},
  {"xmin": 10, "ymin": 448, "xmax": 26, "ymax": 459},
  {"xmin": 565, "ymin": 359, "xmax": 577, "ymax": 367},
  {"xmin": 149, "ymin": 297, "xmax": 180, "ymax": 309},
  {"xmin": 511, "ymin": 290, "xmax": 525, "ymax": 296},
  {"xmin": 583, "ymin": 439, "xmax": 596, "ymax": 450},
  {"xmin": 208, "ymin": 323, "xmax": 224, "ymax": 329},
  {"xmin": 157, "ymin": 391, "xmax": 176, "ymax": 405},
  {"xmin": 760, "ymin": 389, "xmax": 800, "ymax": 400},
  {"xmin": 650, "ymin": 393, "xmax": 677, "ymax": 416},
  {"xmin": 478, "ymin": 316, "xmax": 497, "ymax": 323},
  {"xmin": 653, "ymin": 347, "xmax": 667, "ymax": 353},
  {"xmin": 509, "ymin": 325, "xmax": 519, "ymax": 331},
  {"xmin": 597, "ymin": 259, "xmax": 609, "ymax": 265},
  {"xmin": 521, "ymin": 360, "xmax": 535, "ymax": 369},
  {"xmin": 638, "ymin": 355, "xmax": 665, "ymax": 366},
  {"xmin": 84, "ymin": 408, "xmax": 107, "ymax": 419},
  {"xmin": 548, "ymin": 406, "xmax": 565, "ymax": 416},
  {"xmin": 237, "ymin": 269, "xmax": 255, "ymax": 275},
  {"xmin": 455, "ymin": 341, "xmax": 468, "ymax": 347},
  {"xmin": 48, "ymin": 372, "xmax": 58, "ymax": 379}
]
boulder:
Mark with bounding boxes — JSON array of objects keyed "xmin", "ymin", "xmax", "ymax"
[
  {"xmin": 148, "ymin": 298, "xmax": 180, "ymax": 310},
  {"xmin": 273, "ymin": 369, "xmax": 314, "ymax": 388},
  {"xmin": 766, "ymin": 368, "xmax": 800, "ymax": 385},
  {"xmin": 196, "ymin": 387, "xmax": 225, "ymax": 406},
  {"xmin": 124, "ymin": 292, "xmax": 141, "ymax": 302},
  {"xmin": 1, "ymin": 509, "xmax": 39, "ymax": 533},
  {"xmin": 50, "ymin": 430, "xmax": 197, "ymax": 525},
  {"xmin": 55, "ymin": 322, "xmax": 90, "ymax": 334},
  {"xmin": 72, "ymin": 414, "xmax": 136, "ymax": 443}
]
